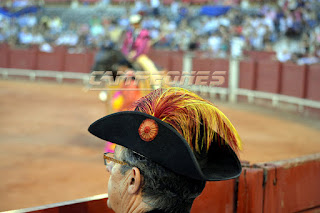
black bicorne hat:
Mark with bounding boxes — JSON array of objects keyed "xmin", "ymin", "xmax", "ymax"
[{"xmin": 88, "ymin": 111, "xmax": 241, "ymax": 181}]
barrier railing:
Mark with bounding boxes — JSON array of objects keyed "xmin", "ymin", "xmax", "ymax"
[
  {"xmin": 2, "ymin": 154, "xmax": 319, "ymax": 213},
  {"xmin": 236, "ymin": 88, "xmax": 320, "ymax": 110},
  {"xmin": 0, "ymin": 68, "xmax": 89, "ymax": 84}
]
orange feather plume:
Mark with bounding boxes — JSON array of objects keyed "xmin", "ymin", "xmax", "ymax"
[{"xmin": 129, "ymin": 87, "xmax": 242, "ymax": 154}]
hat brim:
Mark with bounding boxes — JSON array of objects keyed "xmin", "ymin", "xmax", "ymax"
[{"xmin": 88, "ymin": 111, "xmax": 241, "ymax": 181}]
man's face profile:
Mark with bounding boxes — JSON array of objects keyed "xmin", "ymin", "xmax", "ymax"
[
  {"xmin": 106, "ymin": 146, "xmax": 124, "ymax": 211},
  {"xmin": 106, "ymin": 146, "xmax": 144, "ymax": 213}
]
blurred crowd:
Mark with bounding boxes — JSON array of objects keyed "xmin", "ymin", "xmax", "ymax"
[
  {"xmin": 0, "ymin": 0, "xmax": 320, "ymax": 64},
  {"xmin": 0, "ymin": 0, "xmax": 44, "ymax": 9}
]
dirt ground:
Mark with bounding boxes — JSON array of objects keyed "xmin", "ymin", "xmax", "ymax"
[{"xmin": 1, "ymin": 79, "xmax": 320, "ymax": 212}]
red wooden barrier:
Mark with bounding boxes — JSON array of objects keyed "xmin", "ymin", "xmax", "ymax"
[
  {"xmin": 163, "ymin": 0, "xmax": 174, "ymax": 5},
  {"xmin": 262, "ymin": 164, "xmax": 281, "ymax": 213},
  {"xmin": 64, "ymin": 53, "xmax": 91, "ymax": 73},
  {"xmin": 280, "ymin": 62, "xmax": 307, "ymax": 98},
  {"xmin": 306, "ymin": 64, "xmax": 320, "ymax": 101},
  {"xmin": 165, "ymin": 51, "xmax": 183, "ymax": 85},
  {"xmin": 255, "ymin": 60, "xmax": 282, "ymax": 93},
  {"xmin": 36, "ymin": 51, "xmax": 66, "ymax": 71},
  {"xmin": 169, "ymin": 51, "xmax": 184, "ymax": 73},
  {"xmin": 243, "ymin": 50, "xmax": 276, "ymax": 61},
  {"xmin": 0, "ymin": 43, "xmax": 9, "ymax": 68},
  {"xmin": 239, "ymin": 59, "xmax": 256, "ymax": 90},
  {"xmin": 148, "ymin": 49, "xmax": 172, "ymax": 71},
  {"xmin": 9, "ymin": 154, "xmax": 320, "ymax": 213},
  {"xmin": 9, "ymin": 48, "xmax": 37, "ymax": 70},
  {"xmin": 87, "ymin": 49, "xmax": 97, "ymax": 72},
  {"xmin": 262, "ymin": 155, "xmax": 320, "ymax": 213},
  {"xmin": 191, "ymin": 179, "xmax": 236, "ymax": 213},
  {"xmin": 192, "ymin": 58, "xmax": 229, "ymax": 87},
  {"xmin": 192, "ymin": 58, "xmax": 214, "ymax": 86},
  {"xmin": 23, "ymin": 196, "xmax": 113, "ymax": 213},
  {"xmin": 237, "ymin": 167, "xmax": 264, "ymax": 213},
  {"xmin": 212, "ymin": 58, "xmax": 229, "ymax": 88}
]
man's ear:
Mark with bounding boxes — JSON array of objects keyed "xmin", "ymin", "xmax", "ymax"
[{"xmin": 127, "ymin": 167, "xmax": 142, "ymax": 194}]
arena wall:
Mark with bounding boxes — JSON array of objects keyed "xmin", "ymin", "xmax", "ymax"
[
  {"xmin": 8, "ymin": 154, "xmax": 320, "ymax": 213},
  {"xmin": 1, "ymin": 44, "xmax": 320, "ymax": 114}
]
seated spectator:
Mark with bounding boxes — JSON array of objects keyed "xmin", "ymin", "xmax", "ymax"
[
  {"xmin": 297, "ymin": 53, "xmax": 319, "ymax": 65},
  {"xmin": 198, "ymin": 35, "xmax": 209, "ymax": 51},
  {"xmin": 249, "ymin": 31, "xmax": 264, "ymax": 50},
  {"xmin": 98, "ymin": 0, "xmax": 110, "ymax": 6},
  {"xmin": 202, "ymin": 17, "xmax": 219, "ymax": 35},
  {"xmin": 150, "ymin": 0, "xmax": 160, "ymax": 17},
  {"xmin": 277, "ymin": 49, "xmax": 292, "ymax": 62},
  {"xmin": 149, "ymin": 27, "xmax": 160, "ymax": 40},
  {"xmin": 219, "ymin": 14, "xmax": 231, "ymax": 28},
  {"xmin": 90, "ymin": 22, "xmax": 105, "ymax": 38},
  {"xmin": 132, "ymin": 0, "xmax": 148, "ymax": 15},
  {"xmin": 141, "ymin": 16, "xmax": 154, "ymax": 29},
  {"xmin": 220, "ymin": 33, "xmax": 230, "ymax": 57},
  {"xmin": 118, "ymin": 14, "xmax": 129, "ymax": 29},
  {"xmin": 55, "ymin": 32, "xmax": 79, "ymax": 46},
  {"xmin": 17, "ymin": 14, "xmax": 37, "ymax": 28},
  {"xmin": 230, "ymin": 36, "xmax": 245, "ymax": 57},
  {"xmin": 177, "ymin": 2, "xmax": 189, "ymax": 24},
  {"xmin": 240, "ymin": 0, "xmax": 250, "ymax": 10},
  {"xmin": 78, "ymin": 23, "xmax": 90, "ymax": 40},
  {"xmin": 31, "ymin": 27, "xmax": 44, "ymax": 44},
  {"xmin": 12, "ymin": 0, "xmax": 29, "ymax": 8},
  {"xmin": 170, "ymin": 0, "xmax": 180, "ymax": 20},
  {"xmin": 49, "ymin": 16, "xmax": 63, "ymax": 35},
  {"xmin": 70, "ymin": 0, "xmax": 79, "ymax": 9},
  {"xmin": 108, "ymin": 20, "xmax": 124, "ymax": 48},
  {"xmin": 160, "ymin": 17, "xmax": 176, "ymax": 34},
  {"xmin": 18, "ymin": 27, "xmax": 33, "ymax": 45},
  {"xmin": 0, "ymin": 28, "xmax": 8, "ymax": 42},
  {"xmin": 208, "ymin": 32, "xmax": 222, "ymax": 54},
  {"xmin": 39, "ymin": 42, "xmax": 53, "ymax": 53},
  {"xmin": 304, "ymin": 9, "xmax": 317, "ymax": 29}
]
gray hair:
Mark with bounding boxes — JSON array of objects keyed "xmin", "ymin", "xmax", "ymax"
[{"xmin": 120, "ymin": 148, "xmax": 206, "ymax": 213}]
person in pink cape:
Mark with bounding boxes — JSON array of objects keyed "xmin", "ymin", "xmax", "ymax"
[
  {"xmin": 121, "ymin": 14, "xmax": 161, "ymax": 88},
  {"xmin": 121, "ymin": 14, "xmax": 150, "ymax": 62}
]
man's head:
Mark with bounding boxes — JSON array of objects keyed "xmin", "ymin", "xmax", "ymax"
[
  {"xmin": 129, "ymin": 14, "xmax": 142, "ymax": 29},
  {"xmin": 89, "ymin": 87, "xmax": 242, "ymax": 213},
  {"xmin": 104, "ymin": 145, "xmax": 147, "ymax": 212},
  {"xmin": 105, "ymin": 145, "xmax": 206, "ymax": 213}
]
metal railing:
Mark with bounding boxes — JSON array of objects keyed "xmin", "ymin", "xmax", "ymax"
[
  {"xmin": 0, "ymin": 68, "xmax": 89, "ymax": 84},
  {"xmin": 1, "ymin": 66, "xmax": 320, "ymax": 111}
]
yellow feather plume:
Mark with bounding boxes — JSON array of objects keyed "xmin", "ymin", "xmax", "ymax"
[{"xmin": 130, "ymin": 87, "xmax": 242, "ymax": 154}]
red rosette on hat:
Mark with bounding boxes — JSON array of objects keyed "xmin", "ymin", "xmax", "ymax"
[{"xmin": 138, "ymin": 119, "xmax": 158, "ymax": 142}]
